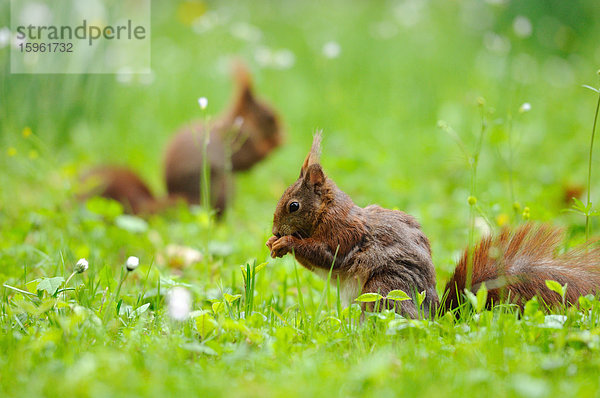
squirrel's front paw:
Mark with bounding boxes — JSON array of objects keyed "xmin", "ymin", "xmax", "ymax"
[
  {"xmin": 266, "ymin": 235, "xmax": 278, "ymax": 251},
  {"xmin": 270, "ymin": 236, "xmax": 296, "ymax": 258}
]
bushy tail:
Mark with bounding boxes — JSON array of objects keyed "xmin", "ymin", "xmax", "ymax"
[
  {"xmin": 443, "ymin": 223, "xmax": 600, "ymax": 311},
  {"xmin": 79, "ymin": 166, "xmax": 159, "ymax": 215}
]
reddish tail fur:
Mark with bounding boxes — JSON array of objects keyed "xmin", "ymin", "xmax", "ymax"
[
  {"xmin": 444, "ymin": 223, "xmax": 600, "ymax": 311},
  {"xmin": 80, "ymin": 166, "xmax": 178, "ymax": 215}
]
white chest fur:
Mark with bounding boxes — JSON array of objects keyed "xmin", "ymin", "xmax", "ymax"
[{"xmin": 311, "ymin": 268, "xmax": 361, "ymax": 307}]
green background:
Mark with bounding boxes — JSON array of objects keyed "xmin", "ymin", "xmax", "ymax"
[{"xmin": 2, "ymin": 1, "xmax": 600, "ymax": 397}]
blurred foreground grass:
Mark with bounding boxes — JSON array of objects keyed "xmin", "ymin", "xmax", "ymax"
[{"xmin": 2, "ymin": 1, "xmax": 600, "ymax": 397}]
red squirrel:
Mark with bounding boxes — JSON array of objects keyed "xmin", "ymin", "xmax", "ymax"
[
  {"xmin": 164, "ymin": 61, "xmax": 283, "ymax": 213},
  {"xmin": 266, "ymin": 132, "xmax": 600, "ymax": 318},
  {"xmin": 82, "ymin": 62, "xmax": 283, "ymax": 216}
]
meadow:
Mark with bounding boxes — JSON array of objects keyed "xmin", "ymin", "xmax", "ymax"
[{"xmin": 2, "ymin": 0, "xmax": 600, "ymax": 396}]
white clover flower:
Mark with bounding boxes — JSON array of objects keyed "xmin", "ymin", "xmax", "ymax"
[
  {"xmin": 192, "ymin": 11, "xmax": 225, "ymax": 35},
  {"xmin": 519, "ymin": 102, "xmax": 531, "ymax": 113},
  {"xmin": 168, "ymin": 287, "xmax": 192, "ymax": 321},
  {"xmin": 394, "ymin": 0, "xmax": 423, "ymax": 27},
  {"xmin": 272, "ymin": 49, "xmax": 295, "ymax": 70},
  {"xmin": 322, "ymin": 41, "xmax": 341, "ymax": 59},
  {"xmin": 230, "ymin": 22, "xmax": 262, "ymax": 42},
  {"xmin": 116, "ymin": 67, "xmax": 133, "ymax": 85},
  {"xmin": 474, "ymin": 217, "xmax": 491, "ymax": 236},
  {"xmin": 125, "ymin": 256, "xmax": 140, "ymax": 271},
  {"xmin": 75, "ymin": 258, "xmax": 89, "ymax": 274},
  {"xmin": 165, "ymin": 244, "xmax": 203, "ymax": 268},
  {"xmin": 513, "ymin": 16, "xmax": 532, "ymax": 38},
  {"xmin": 198, "ymin": 97, "xmax": 208, "ymax": 110}
]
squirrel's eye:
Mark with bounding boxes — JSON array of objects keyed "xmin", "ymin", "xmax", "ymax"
[{"xmin": 288, "ymin": 201, "xmax": 300, "ymax": 213}]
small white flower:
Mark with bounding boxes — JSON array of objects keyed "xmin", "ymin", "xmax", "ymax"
[
  {"xmin": 164, "ymin": 244, "xmax": 203, "ymax": 268},
  {"xmin": 322, "ymin": 41, "xmax": 341, "ymax": 59},
  {"xmin": 116, "ymin": 67, "xmax": 133, "ymax": 84},
  {"xmin": 198, "ymin": 97, "xmax": 208, "ymax": 110},
  {"xmin": 168, "ymin": 287, "xmax": 192, "ymax": 321},
  {"xmin": 230, "ymin": 22, "xmax": 262, "ymax": 42},
  {"xmin": 75, "ymin": 258, "xmax": 88, "ymax": 274},
  {"xmin": 272, "ymin": 49, "xmax": 295, "ymax": 69},
  {"xmin": 474, "ymin": 217, "xmax": 491, "ymax": 236},
  {"xmin": 513, "ymin": 16, "xmax": 532, "ymax": 38},
  {"xmin": 254, "ymin": 47, "xmax": 295, "ymax": 69},
  {"xmin": 125, "ymin": 256, "xmax": 140, "ymax": 271},
  {"xmin": 519, "ymin": 102, "xmax": 531, "ymax": 113},
  {"xmin": 191, "ymin": 11, "xmax": 225, "ymax": 35}
]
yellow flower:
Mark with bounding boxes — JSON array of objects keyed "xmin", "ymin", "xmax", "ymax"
[
  {"xmin": 177, "ymin": 1, "xmax": 206, "ymax": 26},
  {"xmin": 28, "ymin": 150, "xmax": 39, "ymax": 159},
  {"xmin": 522, "ymin": 206, "xmax": 531, "ymax": 221},
  {"xmin": 22, "ymin": 127, "xmax": 32, "ymax": 138},
  {"xmin": 496, "ymin": 213, "xmax": 509, "ymax": 227},
  {"xmin": 7, "ymin": 147, "xmax": 17, "ymax": 157}
]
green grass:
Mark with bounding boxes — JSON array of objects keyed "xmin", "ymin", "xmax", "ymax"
[{"xmin": 2, "ymin": 0, "xmax": 600, "ymax": 396}]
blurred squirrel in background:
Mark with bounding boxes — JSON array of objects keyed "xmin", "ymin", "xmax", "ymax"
[
  {"xmin": 81, "ymin": 61, "xmax": 283, "ymax": 217},
  {"xmin": 267, "ymin": 132, "xmax": 600, "ymax": 318}
]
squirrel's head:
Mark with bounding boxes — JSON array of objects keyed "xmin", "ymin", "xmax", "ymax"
[
  {"xmin": 231, "ymin": 60, "xmax": 283, "ymax": 148},
  {"xmin": 272, "ymin": 132, "xmax": 326, "ymax": 239}
]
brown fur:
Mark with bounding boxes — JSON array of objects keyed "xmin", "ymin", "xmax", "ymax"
[
  {"xmin": 268, "ymin": 133, "xmax": 600, "ymax": 318},
  {"xmin": 562, "ymin": 183, "xmax": 584, "ymax": 206},
  {"xmin": 164, "ymin": 61, "xmax": 284, "ymax": 214},
  {"xmin": 79, "ymin": 166, "xmax": 178, "ymax": 215},
  {"xmin": 443, "ymin": 223, "xmax": 600, "ymax": 311},
  {"xmin": 267, "ymin": 132, "xmax": 439, "ymax": 318}
]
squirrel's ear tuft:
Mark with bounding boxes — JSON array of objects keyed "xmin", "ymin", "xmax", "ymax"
[
  {"xmin": 233, "ymin": 58, "xmax": 253, "ymax": 91},
  {"xmin": 303, "ymin": 163, "xmax": 325, "ymax": 189},
  {"xmin": 300, "ymin": 130, "xmax": 323, "ymax": 178},
  {"xmin": 232, "ymin": 59, "xmax": 255, "ymax": 108}
]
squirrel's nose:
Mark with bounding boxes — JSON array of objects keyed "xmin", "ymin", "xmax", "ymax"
[{"xmin": 272, "ymin": 227, "xmax": 281, "ymax": 238}]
